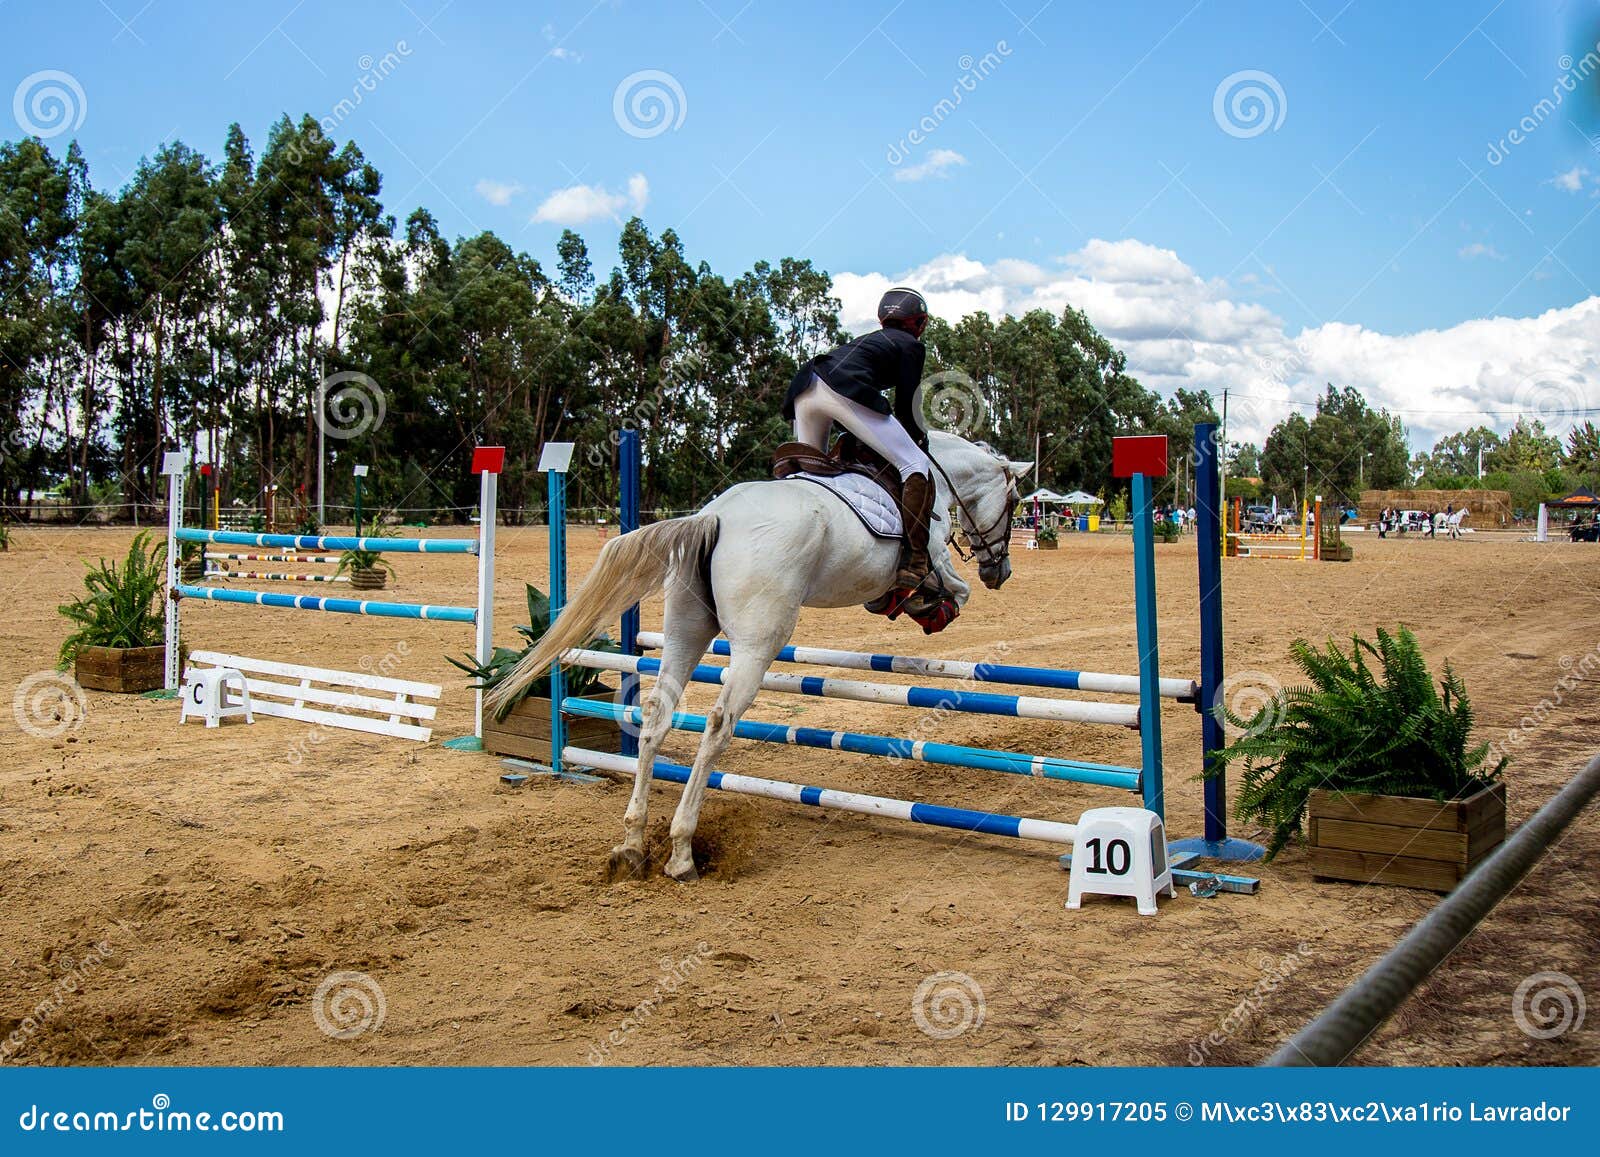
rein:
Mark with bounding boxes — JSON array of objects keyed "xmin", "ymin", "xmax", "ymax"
[{"xmin": 927, "ymin": 456, "xmax": 1014, "ymax": 568}]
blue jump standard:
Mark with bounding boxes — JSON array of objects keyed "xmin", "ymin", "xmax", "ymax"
[
  {"xmin": 174, "ymin": 584, "xmax": 477, "ymax": 623},
  {"xmin": 562, "ymin": 697, "xmax": 1143, "ymax": 791},
  {"xmin": 176, "ymin": 528, "xmax": 477, "ymax": 554}
]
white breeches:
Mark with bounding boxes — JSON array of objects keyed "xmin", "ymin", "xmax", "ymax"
[{"xmin": 792, "ymin": 375, "xmax": 926, "ymax": 480}]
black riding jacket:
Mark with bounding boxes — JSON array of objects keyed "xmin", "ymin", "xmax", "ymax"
[{"xmin": 782, "ymin": 326, "xmax": 927, "ymax": 436}]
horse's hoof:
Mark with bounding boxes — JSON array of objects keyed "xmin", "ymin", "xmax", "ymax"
[
  {"xmin": 664, "ymin": 859, "xmax": 699, "ymax": 883},
  {"xmin": 607, "ymin": 845, "xmax": 647, "ymax": 882}
]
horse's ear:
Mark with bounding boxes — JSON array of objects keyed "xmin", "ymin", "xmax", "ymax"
[{"xmin": 1006, "ymin": 460, "xmax": 1033, "ymax": 480}]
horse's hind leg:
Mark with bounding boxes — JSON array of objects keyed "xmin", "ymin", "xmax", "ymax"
[
  {"xmin": 664, "ymin": 613, "xmax": 796, "ymax": 882},
  {"xmin": 608, "ymin": 580, "xmax": 717, "ymax": 881}
]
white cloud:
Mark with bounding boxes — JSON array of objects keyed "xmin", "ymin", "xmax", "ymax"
[
  {"xmin": 893, "ymin": 148, "xmax": 967, "ymax": 182},
  {"xmin": 531, "ymin": 175, "xmax": 649, "ymax": 225},
  {"xmin": 834, "ymin": 239, "xmax": 1600, "ymax": 450},
  {"xmin": 475, "ymin": 178, "xmax": 522, "ymax": 206},
  {"xmin": 548, "ymin": 46, "xmax": 581, "ymax": 61},
  {"xmin": 1552, "ymin": 165, "xmax": 1586, "ymax": 193},
  {"xmin": 1457, "ymin": 242, "xmax": 1504, "ymax": 260}
]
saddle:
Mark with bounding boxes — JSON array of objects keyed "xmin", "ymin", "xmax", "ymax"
[
  {"xmin": 771, "ymin": 436, "xmax": 904, "ymax": 504},
  {"xmin": 770, "ymin": 435, "xmax": 959, "ymax": 635}
]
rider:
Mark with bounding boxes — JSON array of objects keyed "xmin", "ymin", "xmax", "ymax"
[{"xmin": 782, "ymin": 287, "xmax": 936, "ymax": 612}]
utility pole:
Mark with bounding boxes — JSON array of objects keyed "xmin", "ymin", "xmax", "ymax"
[{"xmin": 316, "ymin": 357, "xmax": 326, "ymax": 527}]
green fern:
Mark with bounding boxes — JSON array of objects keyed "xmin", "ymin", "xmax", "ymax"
[
  {"xmin": 1208, "ymin": 626, "xmax": 1506, "ymax": 858},
  {"xmin": 450, "ymin": 583, "xmax": 619, "ymax": 717},
  {"xmin": 57, "ymin": 531, "xmax": 168, "ymax": 666}
]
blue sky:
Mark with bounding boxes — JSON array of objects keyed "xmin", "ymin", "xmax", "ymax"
[{"xmin": 6, "ymin": 0, "xmax": 1599, "ymax": 446}]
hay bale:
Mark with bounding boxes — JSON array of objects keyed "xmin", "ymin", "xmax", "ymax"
[{"xmin": 1357, "ymin": 489, "xmax": 1513, "ymax": 526}]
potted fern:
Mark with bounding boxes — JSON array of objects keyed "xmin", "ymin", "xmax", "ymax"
[
  {"xmin": 1036, "ymin": 523, "xmax": 1059, "ymax": 550},
  {"xmin": 1209, "ymin": 626, "xmax": 1505, "ymax": 890},
  {"xmin": 58, "ymin": 531, "xmax": 170, "ymax": 692},
  {"xmin": 336, "ymin": 547, "xmax": 394, "ymax": 591},
  {"xmin": 451, "ymin": 584, "xmax": 621, "ymax": 761},
  {"xmin": 1320, "ymin": 517, "xmax": 1353, "ymax": 562},
  {"xmin": 0, "ymin": 519, "xmax": 10, "ymax": 552}
]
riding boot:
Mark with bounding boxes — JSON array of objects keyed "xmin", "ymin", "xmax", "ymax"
[{"xmin": 894, "ymin": 472, "xmax": 935, "ymax": 592}]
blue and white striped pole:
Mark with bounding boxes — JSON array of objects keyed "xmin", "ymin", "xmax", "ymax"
[
  {"xmin": 633, "ymin": 631, "xmax": 1199, "ymax": 701},
  {"xmin": 562, "ymin": 648, "xmax": 1141, "ymax": 727},
  {"xmin": 173, "ymin": 584, "xmax": 477, "ymax": 622},
  {"xmin": 562, "ymin": 696, "xmax": 1142, "ymax": 790},
  {"xmin": 175, "ymin": 529, "xmax": 477, "ymax": 554},
  {"xmin": 565, "ymin": 746, "xmax": 1079, "ymax": 845}
]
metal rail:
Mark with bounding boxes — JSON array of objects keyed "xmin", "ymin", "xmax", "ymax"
[{"xmin": 1266, "ymin": 753, "xmax": 1600, "ymax": 1066}]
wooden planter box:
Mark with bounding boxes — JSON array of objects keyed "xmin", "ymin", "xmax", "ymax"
[
  {"xmin": 74, "ymin": 644, "xmax": 166, "ymax": 693},
  {"xmin": 1308, "ymin": 782, "xmax": 1506, "ymax": 892},
  {"xmin": 482, "ymin": 686, "xmax": 620, "ymax": 762},
  {"xmin": 1037, "ymin": 537, "xmax": 1058, "ymax": 550},
  {"xmin": 1321, "ymin": 543, "xmax": 1354, "ymax": 562}
]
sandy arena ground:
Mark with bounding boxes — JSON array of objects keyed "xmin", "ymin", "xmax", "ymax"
[{"xmin": 2, "ymin": 522, "xmax": 1597, "ymax": 1067}]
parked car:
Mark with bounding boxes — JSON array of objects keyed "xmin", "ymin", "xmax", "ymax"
[{"xmin": 1244, "ymin": 504, "xmax": 1274, "ymax": 532}]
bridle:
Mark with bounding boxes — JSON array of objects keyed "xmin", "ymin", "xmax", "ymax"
[{"xmin": 929, "ymin": 457, "xmax": 1015, "ymax": 571}]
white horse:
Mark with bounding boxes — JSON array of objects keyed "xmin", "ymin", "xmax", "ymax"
[
  {"xmin": 1440, "ymin": 509, "xmax": 1468, "ymax": 539},
  {"xmin": 487, "ymin": 429, "xmax": 1031, "ymax": 881}
]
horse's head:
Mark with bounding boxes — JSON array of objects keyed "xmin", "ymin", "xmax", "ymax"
[{"xmin": 927, "ymin": 430, "xmax": 1031, "ymax": 590}]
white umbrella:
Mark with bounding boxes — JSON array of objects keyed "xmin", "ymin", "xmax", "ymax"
[{"xmin": 1062, "ymin": 490, "xmax": 1099, "ymax": 505}]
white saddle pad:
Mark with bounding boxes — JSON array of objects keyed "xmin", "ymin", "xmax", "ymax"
[{"xmin": 791, "ymin": 472, "xmax": 902, "ymax": 539}]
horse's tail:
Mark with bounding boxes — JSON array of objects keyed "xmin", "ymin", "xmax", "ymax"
[{"xmin": 484, "ymin": 514, "xmax": 720, "ymax": 718}]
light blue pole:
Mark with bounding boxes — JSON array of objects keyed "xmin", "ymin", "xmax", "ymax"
[
  {"xmin": 1131, "ymin": 471, "xmax": 1165, "ymax": 818},
  {"xmin": 176, "ymin": 529, "xmax": 476, "ymax": 554},
  {"xmin": 173, "ymin": 584, "xmax": 476, "ymax": 622},
  {"xmin": 548, "ymin": 464, "xmax": 568, "ymax": 778}
]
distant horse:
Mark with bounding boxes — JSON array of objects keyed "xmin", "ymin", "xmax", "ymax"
[{"xmin": 486, "ymin": 430, "xmax": 1031, "ymax": 881}]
